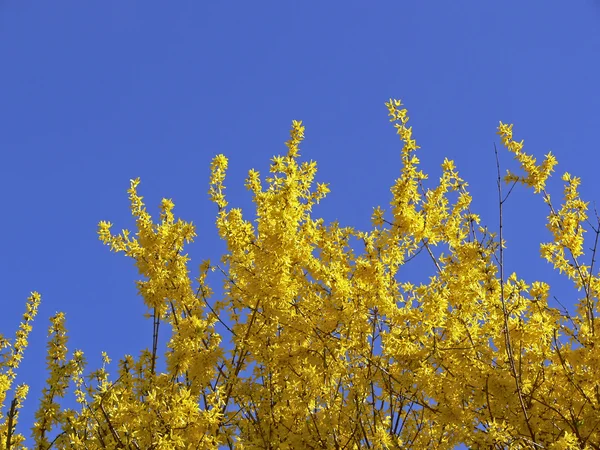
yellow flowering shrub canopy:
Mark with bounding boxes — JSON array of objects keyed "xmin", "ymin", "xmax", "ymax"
[{"xmin": 1, "ymin": 100, "xmax": 600, "ymax": 449}]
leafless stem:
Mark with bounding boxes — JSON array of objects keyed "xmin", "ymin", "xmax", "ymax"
[
  {"xmin": 5, "ymin": 397, "xmax": 17, "ymax": 449},
  {"xmin": 151, "ymin": 307, "xmax": 160, "ymax": 376}
]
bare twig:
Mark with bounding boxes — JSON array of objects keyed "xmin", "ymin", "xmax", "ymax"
[{"xmin": 5, "ymin": 397, "xmax": 17, "ymax": 450}]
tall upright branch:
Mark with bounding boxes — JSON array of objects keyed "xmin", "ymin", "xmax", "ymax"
[{"xmin": 495, "ymin": 143, "xmax": 538, "ymax": 445}]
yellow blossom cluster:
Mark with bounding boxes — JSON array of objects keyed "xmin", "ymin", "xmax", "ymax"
[{"xmin": 1, "ymin": 101, "xmax": 599, "ymax": 449}]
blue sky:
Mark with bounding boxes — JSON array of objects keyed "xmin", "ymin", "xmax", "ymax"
[{"xmin": 2, "ymin": 1, "xmax": 600, "ymax": 445}]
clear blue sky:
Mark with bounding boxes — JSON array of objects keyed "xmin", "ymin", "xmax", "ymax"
[{"xmin": 2, "ymin": 1, "xmax": 600, "ymax": 445}]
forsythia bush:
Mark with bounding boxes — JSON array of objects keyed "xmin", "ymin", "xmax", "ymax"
[{"xmin": 1, "ymin": 100, "xmax": 599, "ymax": 449}]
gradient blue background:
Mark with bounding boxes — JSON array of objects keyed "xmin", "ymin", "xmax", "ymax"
[{"xmin": 2, "ymin": 1, "xmax": 600, "ymax": 446}]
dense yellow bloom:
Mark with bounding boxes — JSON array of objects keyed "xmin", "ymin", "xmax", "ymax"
[{"xmin": 2, "ymin": 101, "xmax": 599, "ymax": 448}]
